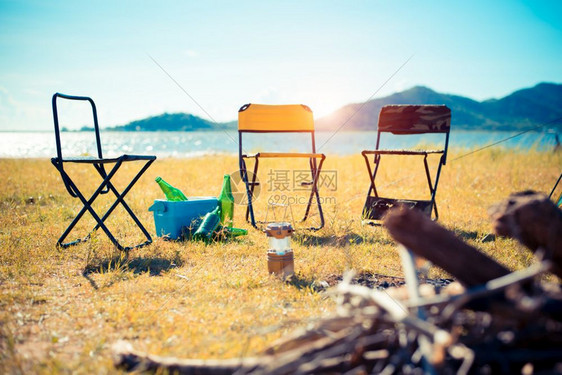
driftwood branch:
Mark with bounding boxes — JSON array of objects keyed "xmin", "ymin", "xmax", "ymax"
[
  {"xmin": 383, "ymin": 207, "xmax": 511, "ymax": 287},
  {"xmin": 489, "ymin": 190, "xmax": 562, "ymax": 278}
]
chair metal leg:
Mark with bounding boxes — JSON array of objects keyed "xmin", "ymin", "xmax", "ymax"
[
  {"xmin": 302, "ymin": 157, "xmax": 325, "ymax": 230},
  {"xmin": 52, "ymin": 159, "xmax": 122, "ymax": 248},
  {"xmin": 362, "ymin": 152, "xmax": 444, "ymax": 222},
  {"xmin": 302, "ymin": 158, "xmax": 316, "ymax": 222},
  {"xmin": 361, "ymin": 152, "xmax": 383, "ymax": 221},
  {"xmin": 248, "ymin": 157, "xmax": 260, "ymax": 227},
  {"xmin": 92, "ymin": 160, "xmax": 155, "ymax": 250},
  {"xmin": 53, "ymin": 159, "xmax": 154, "ymax": 251},
  {"xmin": 362, "ymin": 152, "xmax": 380, "ymax": 199},
  {"xmin": 423, "ymin": 154, "xmax": 444, "ymax": 221},
  {"xmin": 56, "ymin": 161, "xmax": 123, "ymax": 249},
  {"xmin": 241, "ymin": 155, "xmax": 325, "ymax": 231},
  {"xmin": 240, "ymin": 157, "xmax": 258, "ymax": 229},
  {"xmin": 241, "ymin": 160, "xmax": 250, "ymax": 222}
]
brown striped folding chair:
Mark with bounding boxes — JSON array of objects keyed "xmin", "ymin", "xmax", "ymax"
[{"xmin": 361, "ymin": 105, "xmax": 451, "ymax": 224}]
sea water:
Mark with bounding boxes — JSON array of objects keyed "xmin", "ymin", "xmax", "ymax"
[{"xmin": 0, "ymin": 130, "xmax": 558, "ymax": 158}]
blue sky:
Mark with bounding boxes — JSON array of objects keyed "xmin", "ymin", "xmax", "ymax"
[{"xmin": 1, "ymin": 0, "xmax": 561, "ymax": 130}]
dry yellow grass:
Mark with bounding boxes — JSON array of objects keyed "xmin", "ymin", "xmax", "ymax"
[{"xmin": 0, "ymin": 148, "xmax": 560, "ymax": 373}]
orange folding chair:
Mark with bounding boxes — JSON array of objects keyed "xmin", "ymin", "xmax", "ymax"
[
  {"xmin": 238, "ymin": 103, "xmax": 326, "ymax": 230},
  {"xmin": 361, "ymin": 105, "xmax": 451, "ymax": 223}
]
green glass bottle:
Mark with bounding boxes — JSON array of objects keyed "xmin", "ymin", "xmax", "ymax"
[
  {"xmin": 221, "ymin": 226, "xmax": 248, "ymax": 238},
  {"xmin": 155, "ymin": 177, "xmax": 188, "ymax": 201},
  {"xmin": 213, "ymin": 226, "xmax": 248, "ymax": 241},
  {"xmin": 194, "ymin": 206, "xmax": 221, "ymax": 241},
  {"xmin": 218, "ymin": 174, "xmax": 234, "ymax": 227}
]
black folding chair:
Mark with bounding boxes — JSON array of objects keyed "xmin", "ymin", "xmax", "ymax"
[
  {"xmin": 51, "ymin": 93, "xmax": 156, "ymax": 251},
  {"xmin": 361, "ymin": 105, "xmax": 451, "ymax": 223}
]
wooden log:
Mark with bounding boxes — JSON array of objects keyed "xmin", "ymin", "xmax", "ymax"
[
  {"xmin": 383, "ymin": 207, "xmax": 511, "ymax": 287},
  {"xmin": 112, "ymin": 328, "xmax": 388, "ymax": 375},
  {"xmin": 112, "ymin": 340, "xmax": 260, "ymax": 375},
  {"xmin": 489, "ymin": 191, "xmax": 562, "ymax": 278}
]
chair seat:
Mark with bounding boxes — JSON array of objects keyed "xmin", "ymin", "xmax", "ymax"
[
  {"xmin": 243, "ymin": 152, "xmax": 325, "ymax": 159},
  {"xmin": 52, "ymin": 154, "xmax": 156, "ymax": 164},
  {"xmin": 362, "ymin": 149, "xmax": 444, "ymax": 156}
]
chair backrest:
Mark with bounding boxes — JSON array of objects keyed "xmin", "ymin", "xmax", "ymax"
[
  {"xmin": 378, "ymin": 105, "xmax": 451, "ymax": 135},
  {"xmin": 238, "ymin": 103, "xmax": 315, "ymax": 133},
  {"xmin": 52, "ymin": 93, "xmax": 103, "ymax": 160}
]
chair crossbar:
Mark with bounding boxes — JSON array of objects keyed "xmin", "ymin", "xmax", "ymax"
[
  {"xmin": 243, "ymin": 152, "xmax": 325, "ymax": 159},
  {"xmin": 60, "ymin": 155, "xmax": 155, "ymax": 164},
  {"xmin": 362, "ymin": 150, "xmax": 444, "ymax": 156}
]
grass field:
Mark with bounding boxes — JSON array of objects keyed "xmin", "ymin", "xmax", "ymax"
[{"xmin": 1, "ymin": 148, "xmax": 560, "ymax": 373}]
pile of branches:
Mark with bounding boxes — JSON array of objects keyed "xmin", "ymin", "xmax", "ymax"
[{"xmin": 113, "ymin": 191, "xmax": 562, "ymax": 374}]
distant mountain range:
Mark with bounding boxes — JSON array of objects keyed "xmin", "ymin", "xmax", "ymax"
[
  {"xmin": 316, "ymin": 82, "xmax": 562, "ymax": 131},
  {"xmin": 108, "ymin": 82, "xmax": 562, "ymax": 132}
]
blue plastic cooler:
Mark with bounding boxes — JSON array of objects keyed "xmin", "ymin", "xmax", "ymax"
[{"xmin": 148, "ymin": 197, "xmax": 219, "ymax": 240}]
